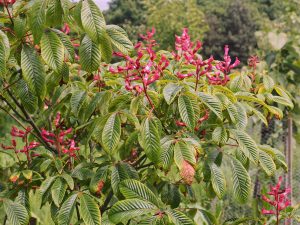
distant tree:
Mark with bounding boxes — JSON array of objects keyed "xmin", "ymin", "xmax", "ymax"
[
  {"xmin": 146, "ymin": 0, "xmax": 208, "ymax": 50},
  {"xmin": 199, "ymin": 0, "xmax": 259, "ymax": 63},
  {"xmin": 105, "ymin": 0, "xmax": 147, "ymax": 43}
]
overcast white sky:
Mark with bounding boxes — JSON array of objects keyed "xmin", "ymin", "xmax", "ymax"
[{"xmin": 72, "ymin": 0, "xmax": 110, "ymax": 10}]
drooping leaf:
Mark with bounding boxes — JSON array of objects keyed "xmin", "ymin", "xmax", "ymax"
[
  {"xmin": 79, "ymin": 35, "xmax": 101, "ymax": 72},
  {"xmin": 99, "ymin": 31, "xmax": 113, "ymax": 63},
  {"xmin": 230, "ymin": 129, "xmax": 258, "ymax": 164},
  {"xmin": 210, "ymin": 164, "xmax": 226, "ymax": 198},
  {"xmin": 106, "ymin": 25, "xmax": 133, "ymax": 54},
  {"xmin": 141, "ymin": 117, "xmax": 161, "ymax": 163},
  {"xmin": 29, "ymin": 0, "xmax": 47, "ymax": 43},
  {"xmin": 259, "ymin": 150, "xmax": 276, "ymax": 176},
  {"xmin": 178, "ymin": 95, "xmax": 195, "ymax": 130},
  {"xmin": 81, "ymin": 0, "xmax": 106, "ymax": 43},
  {"xmin": 79, "ymin": 193, "xmax": 101, "ymax": 225},
  {"xmin": 119, "ymin": 179, "xmax": 160, "ymax": 206},
  {"xmin": 231, "ymin": 158, "xmax": 251, "ymax": 203},
  {"xmin": 212, "ymin": 127, "xmax": 227, "ymax": 145},
  {"xmin": 70, "ymin": 90, "xmax": 87, "ymax": 116},
  {"xmin": 108, "ymin": 199, "xmax": 157, "ymax": 223},
  {"xmin": 52, "ymin": 28, "xmax": 75, "ymax": 62},
  {"xmin": 14, "ymin": 79, "xmax": 38, "ymax": 113},
  {"xmin": 198, "ymin": 92, "xmax": 223, "ymax": 120},
  {"xmin": 57, "ymin": 193, "xmax": 78, "ymax": 225},
  {"xmin": 41, "ymin": 30, "xmax": 64, "ymax": 72},
  {"xmin": 51, "ymin": 178, "xmax": 67, "ymax": 207},
  {"xmin": 174, "ymin": 141, "xmax": 196, "ymax": 169},
  {"xmin": 166, "ymin": 209, "xmax": 194, "ymax": 225},
  {"xmin": 21, "ymin": 45, "xmax": 46, "ymax": 99},
  {"xmin": 102, "ymin": 113, "xmax": 121, "ymax": 151},
  {"xmin": 163, "ymin": 83, "xmax": 183, "ymax": 105},
  {"xmin": 3, "ymin": 199, "xmax": 29, "ymax": 225}
]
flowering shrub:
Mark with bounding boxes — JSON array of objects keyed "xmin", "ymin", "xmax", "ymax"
[{"xmin": 0, "ymin": 0, "xmax": 295, "ymax": 225}]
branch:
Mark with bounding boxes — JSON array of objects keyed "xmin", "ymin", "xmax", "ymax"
[
  {"xmin": 6, "ymin": 89, "xmax": 57, "ymax": 153},
  {"xmin": 100, "ymin": 190, "xmax": 114, "ymax": 214}
]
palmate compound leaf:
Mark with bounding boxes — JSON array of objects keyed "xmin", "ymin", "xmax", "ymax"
[
  {"xmin": 210, "ymin": 164, "xmax": 226, "ymax": 198},
  {"xmin": 21, "ymin": 45, "xmax": 46, "ymax": 99},
  {"xmin": 119, "ymin": 179, "xmax": 160, "ymax": 206},
  {"xmin": 79, "ymin": 193, "xmax": 101, "ymax": 225},
  {"xmin": 102, "ymin": 113, "xmax": 121, "ymax": 151},
  {"xmin": 231, "ymin": 158, "xmax": 251, "ymax": 203},
  {"xmin": 3, "ymin": 199, "xmax": 29, "ymax": 225},
  {"xmin": 108, "ymin": 199, "xmax": 158, "ymax": 224},
  {"xmin": 230, "ymin": 129, "xmax": 258, "ymax": 164}
]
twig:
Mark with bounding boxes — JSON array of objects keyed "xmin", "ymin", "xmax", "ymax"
[{"xmin": 100, "ymin": 190, "xmax": 114, "ymax": 213}]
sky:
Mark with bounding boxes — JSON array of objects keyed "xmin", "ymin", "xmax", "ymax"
[
  {"xmin": 94, "ymin": 0, "xmax": 110, "ymax": 10},
  {"xmin": 71, "ymin": 0, "xmax": 110, "ymax": 10}
]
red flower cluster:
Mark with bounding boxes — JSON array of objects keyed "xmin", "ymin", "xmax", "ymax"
[
  {"xmin": 261, "ymin": 176, "xmax": 291, "ymax": 217},
  {"xmin": 109, "ymin": 28, "xmax": 169, "ymax": 94},
  {"xmin": 1, "ymin": 126, "xmax": 40, "ymax": 161},
  {"xmin": 173, "ymin": 28, "xmax": 213, "ymax": 86},
  {"xmin": 0, "ymin": 0, "xmax": 16, "ymax": 5},
  {"xmin": 42, "ymin": 112, "xmax": 79, "ymax": 158}
]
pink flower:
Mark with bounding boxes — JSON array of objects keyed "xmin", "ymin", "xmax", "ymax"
[{"xmin": 262, "ymin": 176, "xmax": 291, "ymax": 221}]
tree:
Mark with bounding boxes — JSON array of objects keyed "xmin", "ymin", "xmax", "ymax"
[{"xmin": 0, "ymin": 0, "xmax": 296, "ymax": 224}]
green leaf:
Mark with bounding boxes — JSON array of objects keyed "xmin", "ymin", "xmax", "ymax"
[
  {"xmin": 39, "ymin": 176, "xmax": 57, "ymax": 199},
  {"xmin": 230, "ymin": 129, "xmax": 258, "ymax": 164},
  {"xmin": 102, "ymin": 113, "xmax": 121, "ymax": 151},
  {"xmin": 160, "ymin": 139, "xmax": 174, "ymax": 169},
  {"xmin": 161, "ymin": 183, "xmax": 181, "ymax": 208},
  {"xmin": 174, "ymin": 141, "xmax": 196, "ymax": 169},
  {"xmin": 79, "ymin": 193, "xmax": 101, "ymax": 225},
  {"xmin": 251, "ymin": 108, "xmax": 268, "ymax": 126},
  {"xmin": 51, "ymin": 178, "xmax": 67, "ymax": 207},
  {"xmin": 3, "ymin": 199, "xmax": 29, "ymax": 225},
  {"xmin": 141, "ymin": 117, "xmax": 161, "ymax": 163},
  {"xmin": 259, "ymin": 150, "xmax": 276, "ymax": 176},
  {"xmin": 29, "ymin": 0, "xmax": 47, "ymax": 43},
  {"xmin": 0, "ymin": 30, "xmax": 9, "ymax": 76},
  {"xmin": 271, "ymin": 96, "xmax": 293, "ymax": 108},
  {"xmin": 111, "ymin": 162, "xmax": 139, "ymax": 195},
  {"xmin": 99, "ymin": 32, "xmax": 113, "ymax": 63},
  {"xmin": 14, "ymin": 15, "xmax": 27, "ymax": 39},
  {"xmin": 52, "ymin": 28, "xmax": 75, "ymax": 62},
  {"xmin": 210, "ymin": 164, "xmax": 226, "ymax": 198},
  {"xmin": 46, "ymin": 0, "xmax": 63, "ymax": 26},
  {"xmin": 41, "ymin": 30, "xmax": 64, "ymax": 72},
  {"xmin": 15, "ymin": 189, "xmax": 30, "ymax": 213},
  {"xmin": 106, "ymin": 25, "xmax": 133, "ymax": 54},
  {"xmin": 71, "ymin": 90, "xmax": 87, "ymax": 116},
  {"xmin": 166, "ymin": 209, "xmax": 194, "ymax": 225},
  {"xmin": 14, "ymin": 79, "xmax": 38, "ymax": 113},
  {"xmin": 81, "ymin": 0, "xmax": 106, "ymax": 43},
  {"xmin": 59, "ymin": 173, "xmax": 74, "ymax": 190},
  {"xmin": 198, "ymin": 92, "xmax": 223, "ymax": 120},
  {"xmin": 108, "ymin": 199, "xmax": 157, "ymax": 223},
  {"xmin": 163, "ymin": 83, "xmax": 182, "ymax": 105},
  {"xmin": 79, "ymin": 35, "xmax": 102, "ymax": 72},
  {"xmin": 212, "ymin": 127, "xmax": 227, "ymax": 145},
  {"xmin": 120, "ymin": 179, "xmax": 160, "ymax": 206},
  {"xmin": 263, "ymin": 75, "xmax": 275, "ymax": 92},
  {"xmin": 57, "ymin": 193, "xmax": 78, "ymax": 225},
  {"xmin": 178, "ymin": 95, "xmax": 195, "ymax": 130},
  {"xmin": 21, "ymin": 45, "xmax": 46, "ymax": 98},
  {"xmin": 231, "ymin": 158, "xmax": 251, "ymax": 203}
]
